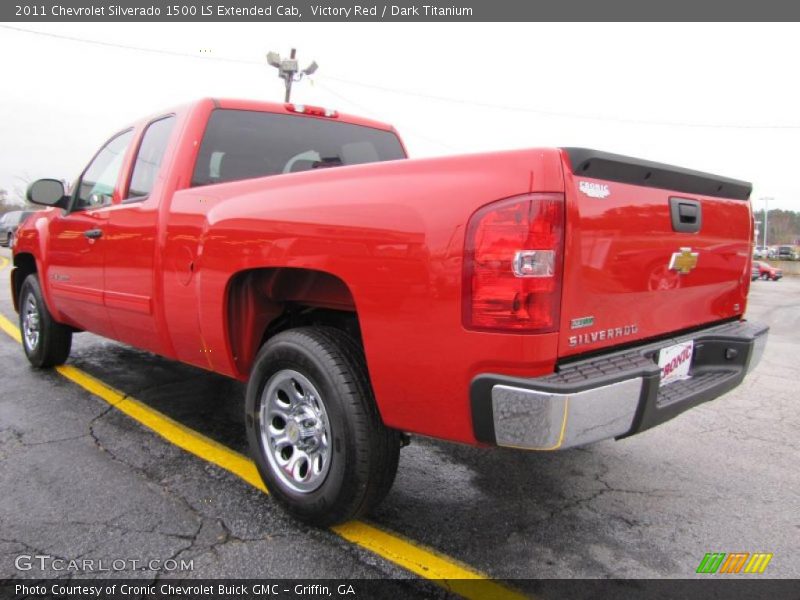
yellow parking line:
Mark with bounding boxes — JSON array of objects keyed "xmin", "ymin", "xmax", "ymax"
[
  {"xmin": 0, "ymin": 311, "xmax": 21, "ymax": 343},
  {"xmin": 0, "ymin": 310, "xmax": 526, "ymax": 599},
  {"xmin": 0, "ymin": 257, "xmax": 8, "ymax": 270},
  {"xmin": 56, "ymin": 365, "xmax": 267, "ymax": 493}
]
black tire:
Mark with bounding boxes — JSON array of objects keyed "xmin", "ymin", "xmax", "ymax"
[
  {"xmin": 5, "ymin": 233, "xmax": 10, "ymax": 247},
  {"xmin": 245, "ymin": 327, "xmax": 400, "ymax": 526},
  {"xmin": 19, "ymin": 274, "xmax": 72, "ymax": 368}
]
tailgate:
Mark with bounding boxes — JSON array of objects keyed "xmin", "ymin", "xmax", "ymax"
[{"xmin": 558, "ymin": 148, "xmax": 753, "ymax": 358}]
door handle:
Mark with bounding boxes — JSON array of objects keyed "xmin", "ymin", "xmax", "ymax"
[{"xmin": 84, "ymin": 228, "xmax": 103, "ymax": 240}]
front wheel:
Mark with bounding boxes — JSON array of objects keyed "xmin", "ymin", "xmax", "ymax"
[
  {"xmin": 245, "ymin": 327, "xmax": 400, "ymax": 526},
  {"xmin": 19, "ymin": 275, "xmax": 72, "ymax": 368}
]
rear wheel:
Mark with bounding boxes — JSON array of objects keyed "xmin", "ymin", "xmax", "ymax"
[
  {"xmin": 245, "ymin": 327, "xmax": 401, "ymax": 526},
  {"xmin": 19, "ymin": 275, "xmax": 72, "ymax": 368}
]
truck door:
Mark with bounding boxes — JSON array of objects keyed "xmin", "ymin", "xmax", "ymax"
[
  {"xmin": 45, "ymin": 130, "xmax": 134, "ymax": 338},
  {"xmin": 102, "ymin": 116, "xmax": 176, "ymax": 355}
]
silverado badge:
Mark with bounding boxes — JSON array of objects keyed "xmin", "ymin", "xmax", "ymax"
[{"xmin": 668, "ymin": 247, "xmax": 699, "ymax": 275}]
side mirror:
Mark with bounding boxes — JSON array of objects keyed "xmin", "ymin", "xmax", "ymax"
[{"xmin": 27, "ymin": 179, "xmax": 67, "ymax": 207}]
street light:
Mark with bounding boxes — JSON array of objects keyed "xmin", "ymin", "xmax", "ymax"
[{"xmin": 266, "ymin": 48, "xmax": 318, "ymax": 102}]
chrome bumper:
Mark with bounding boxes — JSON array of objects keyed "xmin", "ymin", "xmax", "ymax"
[
  {"xmin": 471, "ymin": 320, "xmax": 769, "ymax": 450},
  {"xmin": 491, "ymin": 378, "xmax": 642, "ymax": 450}
]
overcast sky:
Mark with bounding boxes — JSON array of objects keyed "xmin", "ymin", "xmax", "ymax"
[{"xmin": 0, "ymin": 22, "xmax": 798, "ymax": 213}]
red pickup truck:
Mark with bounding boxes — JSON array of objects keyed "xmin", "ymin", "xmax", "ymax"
[{"xmin": 13, "ymin": 98, "xmax": 767, "ymax": 525}]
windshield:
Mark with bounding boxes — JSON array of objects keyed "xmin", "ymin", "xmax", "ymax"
[{"xmin": 191, "ymin": 109, "xmax": 406, "ymax": 187}]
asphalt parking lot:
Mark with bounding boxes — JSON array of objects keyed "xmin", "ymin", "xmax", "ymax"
[{"xmin": 0, "ymin": 246, "xmax": 798, "ymax": 594}]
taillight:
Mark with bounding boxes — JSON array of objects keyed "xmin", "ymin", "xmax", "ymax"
[{"xmin": 463, "ymin": 193, "xmax": 565, "ymax": 333}]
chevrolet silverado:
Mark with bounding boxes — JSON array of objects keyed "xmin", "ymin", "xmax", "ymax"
[{"xmin": 13, "ymin": 98, "xmax": 767, "ymax": 524}]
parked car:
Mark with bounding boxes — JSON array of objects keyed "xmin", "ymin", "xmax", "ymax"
[
  {"xmin": 12, "ymin": 98, "xmax": 768, "ymax": 525},
  {"xmin": 0, "ymin": 210, "xmax": 35, "ymax": 247},
  {"xmin": 751, "ymin": 263, "xmax": 760, "ymax": 280},
  {"xmin": 776, "ymin": 245, "xmax": 797, "ymax": 260},
  {"xmin": 753, "ymin": 246, "xmax": 769, "ymax": 259},
  {"xmin": 753, "ymin": 260, "xmax": 783, "ymax": 281}
]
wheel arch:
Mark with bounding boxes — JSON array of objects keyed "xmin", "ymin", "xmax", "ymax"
[
  {"xmin": 11, "ymin": 252, "xmax": 38, "ymax": 312},
  {"xmin": 225, "ymin": 266, "xmax": 365, "ymax": 379}
]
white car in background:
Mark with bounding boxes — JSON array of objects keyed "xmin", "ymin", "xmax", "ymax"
[{"xmin": 0, "ymin": 210, "xmax": 35, "ymax": 248}]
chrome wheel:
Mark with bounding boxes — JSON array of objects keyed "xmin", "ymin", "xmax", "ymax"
[
  {"xmin": 260, "ymin": 369, "xmax": 331, "ymax": 493},
  {"xmin": 22, "ymin": 295, "xmax": 41, "ymax": 352}
]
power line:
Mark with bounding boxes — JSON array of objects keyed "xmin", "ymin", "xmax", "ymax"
[
  {"xmin": 315, "ymin": 81, "xmax": 457, "ymax": 151},
  {"xmin": 4, "ymin": 24, "xmax": 800, "ymax": 130},
  {"xmin": 319, "ymin": 74, "xmax": 800, "ymax": 130},
  {"xmin": 0, "ymin": 24, "xmax": 259, "ymax": 64}
]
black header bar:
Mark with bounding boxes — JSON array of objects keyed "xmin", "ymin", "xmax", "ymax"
[
  {"xmin": 3, "ymin": 0, "xmax": 800, "ymax": 21},
  {"xmin": 564, "ymin": 148, "xmax": 753, "ymax": 200},
  {"xmin": 4, "ymin": 578, "xmax": 800, "ymax": 600}
]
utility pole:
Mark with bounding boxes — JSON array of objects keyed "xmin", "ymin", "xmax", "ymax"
[
  {"xmin": 761, "ymin": 197, "xmax": 772, "ymax": 250},
  {"xmin": 266, "ymin": 48, "xmax": 318, "ymax": 102}
]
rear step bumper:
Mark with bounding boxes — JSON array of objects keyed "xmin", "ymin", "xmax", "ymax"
[{"xmin": 471, "ymin": 320, "xmax": 768, "ymax": 450}]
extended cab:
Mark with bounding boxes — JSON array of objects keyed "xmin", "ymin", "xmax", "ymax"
[{"xmin": 13, "ymin": 98, "xmax": 767, "ymax": 524}]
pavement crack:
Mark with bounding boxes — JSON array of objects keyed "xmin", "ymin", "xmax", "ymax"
[
  {"xmin": 25, "ymin": 434, "xmax": 89, "ymax": 447},
  {"xmin": 152, "ymin": 520, "xmax": 203, "ymax": 582},
  {"xmin": 546, "ymin": 469, "xmax": 683, "ymax": 520},
  {"xmin": 88, "ymin": 403, "xmax": 139, "ymax": 471},
  {"xmin": 0, "ymin": 536, "xmax": 73, "ymax": 569}
]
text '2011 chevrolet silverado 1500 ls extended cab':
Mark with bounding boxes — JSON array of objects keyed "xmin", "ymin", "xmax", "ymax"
[{"xmin": 14, "ymin": 98, "xmax": 767, "ymax": 525}]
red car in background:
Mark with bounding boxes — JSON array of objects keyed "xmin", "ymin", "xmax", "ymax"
[{"xmin": 753, "ymin": 260, "xmax": 783, "ymax": 281}]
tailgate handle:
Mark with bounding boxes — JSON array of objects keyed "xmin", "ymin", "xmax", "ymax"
[{"xmin": 670, "ymin": 197, "xmax": 702, "ymax": 233}]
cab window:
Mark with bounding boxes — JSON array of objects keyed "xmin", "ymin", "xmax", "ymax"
[
  {"xmin": 74, "ymin": 130, "xmax": 133, "ymax": 210},
  {"xmin": 126, "ymin": 116, "xmax": 176, "ymax": 200},
  {"xmin": 191, "ymin": 109, "xmax": 406, "ymax": 187}
]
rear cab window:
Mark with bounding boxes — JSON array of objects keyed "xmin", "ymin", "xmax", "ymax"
[
  {"xmin": 126, "ymin": 116, "xmax": 176, "ymax": 201},
  {"xmin": 191, "ymin": 109, "xmax": 406, "ymax": 187}
]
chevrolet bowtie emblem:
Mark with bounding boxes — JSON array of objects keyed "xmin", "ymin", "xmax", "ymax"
[{"xmin": 669, "ymin": 247, "xmax": 699, "ymax": 274}]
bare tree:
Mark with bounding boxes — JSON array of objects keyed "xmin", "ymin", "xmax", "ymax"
[{"xmin": 11, "ymin": 173, "xmax": 33, "ymax": 206}]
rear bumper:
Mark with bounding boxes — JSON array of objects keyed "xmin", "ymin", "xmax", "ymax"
[{"xmin": 471, "ymin": 320, "xmax": 768, "ymax": 450}]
